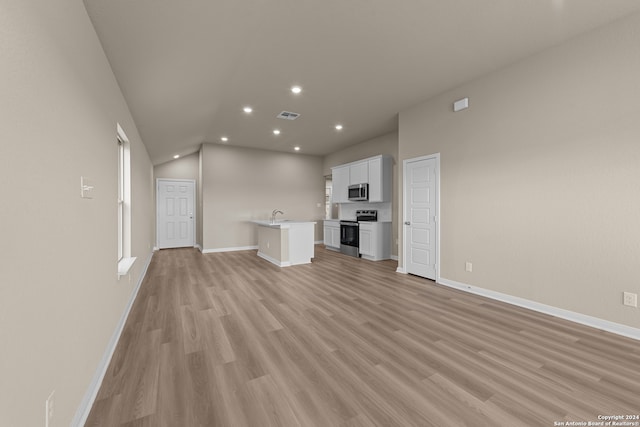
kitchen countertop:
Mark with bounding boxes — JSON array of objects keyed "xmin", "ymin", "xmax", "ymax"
[
  {"xmin": 253, "ymin": 220, "xmax": 317, "ymax": 229},
  {"xmin": 326, "ymin": 219, "xmax": 392, "ymax": 223}
]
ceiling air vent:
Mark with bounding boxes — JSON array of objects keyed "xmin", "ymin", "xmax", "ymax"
[{"xmin": 276, "ymin": 111, "xmax": 301, "ymax": 120}]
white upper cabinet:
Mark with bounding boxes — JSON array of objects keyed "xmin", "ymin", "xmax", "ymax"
[
  {"xmin": 331, "ymin": 154, "xmax": 392, "ymax": 203},
  {"xmin": 349, "ymin": 161, "xmax": 369, "ymax": 185},
  {"xmin": 368, "ymin": 156, "xmax": 391, "ymax": 203},
  {"xmin": 331, "ymin": 165, "xmax": 350, "ymax": 203}
]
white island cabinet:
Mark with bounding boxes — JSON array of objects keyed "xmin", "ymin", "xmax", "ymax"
[{"xmin": 253, "ymin": 221, "xmax": 316, "ymax": 267}]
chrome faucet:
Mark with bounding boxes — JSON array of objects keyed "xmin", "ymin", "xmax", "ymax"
[{"xmin": 271, "ymin": 209, "xmax": 284, "ymax": 224}]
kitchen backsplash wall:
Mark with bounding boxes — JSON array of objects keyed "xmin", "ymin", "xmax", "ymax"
[{"xmin": 339, "ymin": 202, "xmax": 392, "ymax": 222}]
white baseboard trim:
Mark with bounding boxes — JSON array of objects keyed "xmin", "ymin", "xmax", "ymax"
[
  {"xmin": 195, "ymin": 244, "xmax": 203, "ymax": 252},
  {"xmin": 202, "ymin": 245, "xmax": 258, "ymax": 254},
  {"xmin": 72, "ymin": 251, "xmax": 154, "ymax": 426},
  {"xmin": 391, "ymin": 254, "xmax": 399, "ymax": 261},
  {"xmin": 257, "ymin": 251, "xmax": 291, "ymax": 267},
  {"xmin": 437, "ymin": 277, "xmax": 640, "ymax": 341},
  {"xmin": 396, "ymin": 266, "xmax": 407, "ymax": 273},
  {"xmin": 314, "ymin": 240, "xmax": 324, "ymax": 245}
]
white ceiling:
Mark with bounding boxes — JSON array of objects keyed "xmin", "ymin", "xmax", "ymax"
[{"xmin": 83, "ymin": 0, "xmax": 640, "ymax": 165}]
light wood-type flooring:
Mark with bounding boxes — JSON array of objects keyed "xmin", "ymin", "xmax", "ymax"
[{"xmin": 86, "ymin": 246, "xmax": 640, "ymax": 426}]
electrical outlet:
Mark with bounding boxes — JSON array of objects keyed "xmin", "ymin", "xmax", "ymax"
[
  {"xmin": 465, "ymin": 262, "xmax": 473, "ymax": 272},
  {"xmin": 623, "ymin": 292, "xmax": 638, "ymax": 307},
  {"xmin": 45, "ymin": 390, "xmax": 55, "ymax": 427}
]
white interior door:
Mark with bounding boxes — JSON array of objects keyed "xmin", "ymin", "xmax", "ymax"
[
  {"xmin": 157, "ymin": 179, "xmax": 195, "ymax": 249},
  {"xmin": 404, "ymin": 156, "xmax": 438, "ymax": 279}
]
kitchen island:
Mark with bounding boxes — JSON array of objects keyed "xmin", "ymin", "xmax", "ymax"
[{"xmin": 253, "ymin": 220, "xmax": 316, "ymax": 267}]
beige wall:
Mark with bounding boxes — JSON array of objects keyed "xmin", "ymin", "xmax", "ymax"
[
  {"xmin": 154, "ymin": 152, "xmax": 199, "ymax": 181},
  {"xmin": 0, "ymin": 1, "xmax": 154, "ymax": 425},
  {"xmin": 201, "ymin": 144, "xmax": 325, "ymax": 250},
  {"xmin": 323, "ymin": 132, "xmax": 399, "ymax": 256},
  {"xmin": 399, "ymin": 13, "xmax": 640, "ymax": 328},
  {"xmin": 323, "ymin": 131, "xmax": 398, "ymax": 176}
]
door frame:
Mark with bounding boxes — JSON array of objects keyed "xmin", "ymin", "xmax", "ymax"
[
  {"xmin": 156, "ymin": 178, "xmax": 196, "ymax": 249},
  {"xmin": 399, "ymin": 153, "xmax": 440, "ymax": 281}
]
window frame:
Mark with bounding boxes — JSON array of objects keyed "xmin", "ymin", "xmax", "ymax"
[
  {"xmin": 116, "ymin": 124, "xmax": 135, "ymax": 277},
  {"xmin": 117, "ymin": 135, "xmax": 125, "ymax": 263}
]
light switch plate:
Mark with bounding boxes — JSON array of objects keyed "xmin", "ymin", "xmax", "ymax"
[{"xmin": 81, "ymin": 176, "xmax": 94, "ymax": 199}]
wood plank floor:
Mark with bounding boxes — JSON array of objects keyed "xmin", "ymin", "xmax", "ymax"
[{"xmin": 86, "ymin": 246, "xmax": 640, "ymax": 426}]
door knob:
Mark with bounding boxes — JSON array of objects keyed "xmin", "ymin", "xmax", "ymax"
[{"xmin": 404, "ymin": 221, "xmax": 411, "ymax": 226}]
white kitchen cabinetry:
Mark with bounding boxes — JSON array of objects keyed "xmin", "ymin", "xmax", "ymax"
[
  {"xmin": 331, "ymin": 155, "xmax": 392, "ymax": 203},
  {"xmin": 358, "ymin": 222, "xmax": 391, "ymax": 261},
  {"xmin": 331, "ymin": 166, "xmax": 350, "ymax": 203},
  {"xmin": 323, "ymin": 220, "xmax": 341, "ymax": 250},
  {"xmin": 368, "ymin": 156, "xmax": 392, "ymax": 203},
  {"xmin": 349, "ymin": 161, "xmax": 369, "ymax": 185},
  {"xmin": 359, "ymin": 225, "xmax": 374, "ymax": 256}
]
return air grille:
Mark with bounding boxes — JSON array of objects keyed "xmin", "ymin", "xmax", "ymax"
[{"xmin": 276, "ymin": 111, "xmax": 300, "ymax": 120}]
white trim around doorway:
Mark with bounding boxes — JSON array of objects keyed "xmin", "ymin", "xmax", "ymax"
[
  {"xmin": 397, "ymin": 153, "xmax": 441, "ymax": 282},
  {"xmin": 156, "ymin": 178, "xmax": 197, "ymax": 249}
]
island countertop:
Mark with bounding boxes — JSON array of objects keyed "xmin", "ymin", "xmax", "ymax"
[{"xmin": 252, "ymin": 220, "xmax": 317, "ymax": 229}]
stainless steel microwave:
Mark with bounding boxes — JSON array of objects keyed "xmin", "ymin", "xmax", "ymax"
[{"xmin": 348, "ymin": 183, "xmax": 368, "ymax": 201}]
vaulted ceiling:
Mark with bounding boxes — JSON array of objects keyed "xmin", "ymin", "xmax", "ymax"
[{"xmin": 83, "ymin": 0, "xmax": 640, "ymax": 165}]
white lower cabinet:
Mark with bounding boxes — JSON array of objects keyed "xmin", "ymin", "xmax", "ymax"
[
  {"xmin": 358, "ymin": 222, "xmax": 391, "ymax": 261},
  {"xmin": 323, "ymin": 220, "xmax": 341, "ymax": 250}
]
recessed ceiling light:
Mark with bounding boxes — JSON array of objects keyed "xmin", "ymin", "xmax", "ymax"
[
  {"xmin": 273, "ymin": 129, "xmax": 281, "ymax": 135},
  {"xmin": 243, "ymin": 106, "xmax": 253, "ymax": 113},
  {"xmin": 173, "ymin": 154, "xmax": 180, "ymax": 159},
  {"xmin": 291, "ymin": 86, "xmax": 302, "ymax": 94},
  {"xmin": 220, "ymin": 136, "xmax": 229, "ymax": 142},
  {"xmin": 335, "ymin": 124, "xmax": 343, "ymax": 131},
  {"xmin": 294, "ymin": 146, "xmax": 301, "ymax": 151}
]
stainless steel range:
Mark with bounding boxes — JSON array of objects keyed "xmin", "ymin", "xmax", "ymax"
[{"xmin": 339, "ymin": 210, "xmax": 377, "ymax": 257}]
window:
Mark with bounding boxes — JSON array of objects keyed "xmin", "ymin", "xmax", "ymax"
[
  {"xmin": 117, "ymin": 135, "xmax": 125, "ymax": 262},
  {"xmin": 325, "ymin": 176, "xmax": 333, "ymax": 219},
  {"xmin": 117, "ymin": 124, "xmax": 135, "ymax": 277}
]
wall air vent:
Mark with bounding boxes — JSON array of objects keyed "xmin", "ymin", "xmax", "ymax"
[{"xmin": 276, "ymin": 111, "xmax": 300, "ymax": 120}]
